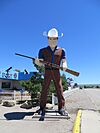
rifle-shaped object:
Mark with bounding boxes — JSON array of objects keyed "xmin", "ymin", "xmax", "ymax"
[{"xmin": 15, "ymin": 53, "xmax": 80, "ymax": 77}]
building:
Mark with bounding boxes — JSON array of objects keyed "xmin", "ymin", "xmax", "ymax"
[
  {"xmin": 0, "ymin": 69, "xmax": 35, "ymax": 90},
  {"xmin": 0, "ymin": 69, "xmax": 36, "ymax": 100}
]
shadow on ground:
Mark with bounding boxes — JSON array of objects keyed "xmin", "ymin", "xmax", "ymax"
[{"xmin": 4, "ymin": 112, "xmax": 34, "ymax": 120}]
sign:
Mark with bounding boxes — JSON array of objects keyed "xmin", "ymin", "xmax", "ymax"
[{"xmin": 0, "ymin": 70, "xmax": 18, "ymax": 80}]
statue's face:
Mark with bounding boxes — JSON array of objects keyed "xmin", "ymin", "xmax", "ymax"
[{"xmin": 48, "ymin": 37, "xmax": 58, "ymax": 49}]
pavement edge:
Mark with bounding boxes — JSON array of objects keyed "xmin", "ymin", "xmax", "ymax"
[{"xmin": 72, "ymin": 110, "xmax": 82, "ymax": 133}]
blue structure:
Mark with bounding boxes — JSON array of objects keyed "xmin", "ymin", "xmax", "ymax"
[
  {"xmin": 0, "ymin": 70, "xmax": 35, "ymax": 81},
  {"xmin": 0, "ymin": 71, "xmax": 36, "ymax": 90},
  {"xmin": 18, "ymin": 72, "xmax": 35, "ymax": 80}
]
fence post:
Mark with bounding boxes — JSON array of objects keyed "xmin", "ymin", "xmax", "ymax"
[
  {"xmin": 14, "ymin": 90, "xmax": 16, "ymax": 100},
  {"xmin": 52, "ymin": 93, "xmax": 55, "ymax": 107}
]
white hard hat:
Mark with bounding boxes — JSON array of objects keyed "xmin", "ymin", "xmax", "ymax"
[
  {"xmin": 43, "ymin": 27, "xmax": 63, "ymax": 38},
  {"xmin": 48, "ymin": 28, "xmax": 58, "ymax": 37}
]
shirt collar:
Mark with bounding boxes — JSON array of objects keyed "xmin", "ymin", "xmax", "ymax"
[{"xmin": 47, "ymin": 46, "xmax": 58, "ymax": 52}]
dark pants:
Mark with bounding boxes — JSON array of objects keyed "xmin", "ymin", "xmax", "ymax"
[{"xmin": 40, "ymin": 69, "xmax": 65, "ymax": 110}]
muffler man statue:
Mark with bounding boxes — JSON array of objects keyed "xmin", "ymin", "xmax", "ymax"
[{"xmin": 34, "ymin": 28, "xmax": 68, "ymax": 116}]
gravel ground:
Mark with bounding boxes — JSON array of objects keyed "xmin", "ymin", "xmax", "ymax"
[
  {"xmin": 0, "ymin": 88, "xmax": 100, "ymax": 133},
  {"xmin": 0, "ymin": 104, "xmax": 75, "ymax": 133}
]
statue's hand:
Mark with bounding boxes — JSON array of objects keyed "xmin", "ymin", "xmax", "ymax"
[{"xmin": 34, "ymin": 58, "xmax": 43, "ymax": 66}]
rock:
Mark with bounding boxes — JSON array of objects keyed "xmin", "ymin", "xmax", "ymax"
[
  {"xmin": 20, "ymin": 101, "xmax": 33, "ymax": 109},
  {"xmin": 2, "ymin": 101, "xmax": 15, "ymax": 107},
  {"xmin": 0, "ymin": 100, "xmax": 2, "ymax": 104},
  {"xmin": 46, "ymin": 103, "xmax": 53, "ymax": 109}
]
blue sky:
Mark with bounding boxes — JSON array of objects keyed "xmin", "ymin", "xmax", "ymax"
[{"xmin": 0, "ymin": 0, "xmax": 100, "ymax": 84}]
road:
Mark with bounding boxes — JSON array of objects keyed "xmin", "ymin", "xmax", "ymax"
[{"xmin": 65, "ymin": 88, "xmax": 100, "ymax": 113}]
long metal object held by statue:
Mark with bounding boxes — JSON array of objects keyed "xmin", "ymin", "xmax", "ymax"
[{"xmin": 15, "ymin": 53, "xmax": 80, "ymax": 77}]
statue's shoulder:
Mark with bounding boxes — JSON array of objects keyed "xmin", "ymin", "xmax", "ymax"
[
  {"xmin": 39, "ymin": 46, "xmax": 48, "ymax": 53},
  {"xmin": 57, "ymin": 47, "xmax": 65, "ymax": 52},
  {"xmin": 61, "ymin": 48, "xmax": 66, "ymax": 52}
]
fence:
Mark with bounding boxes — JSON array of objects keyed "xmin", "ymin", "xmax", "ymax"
[{"xmin": 0, "ymin": 90, "xmax": 31, "ymax": 101}]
